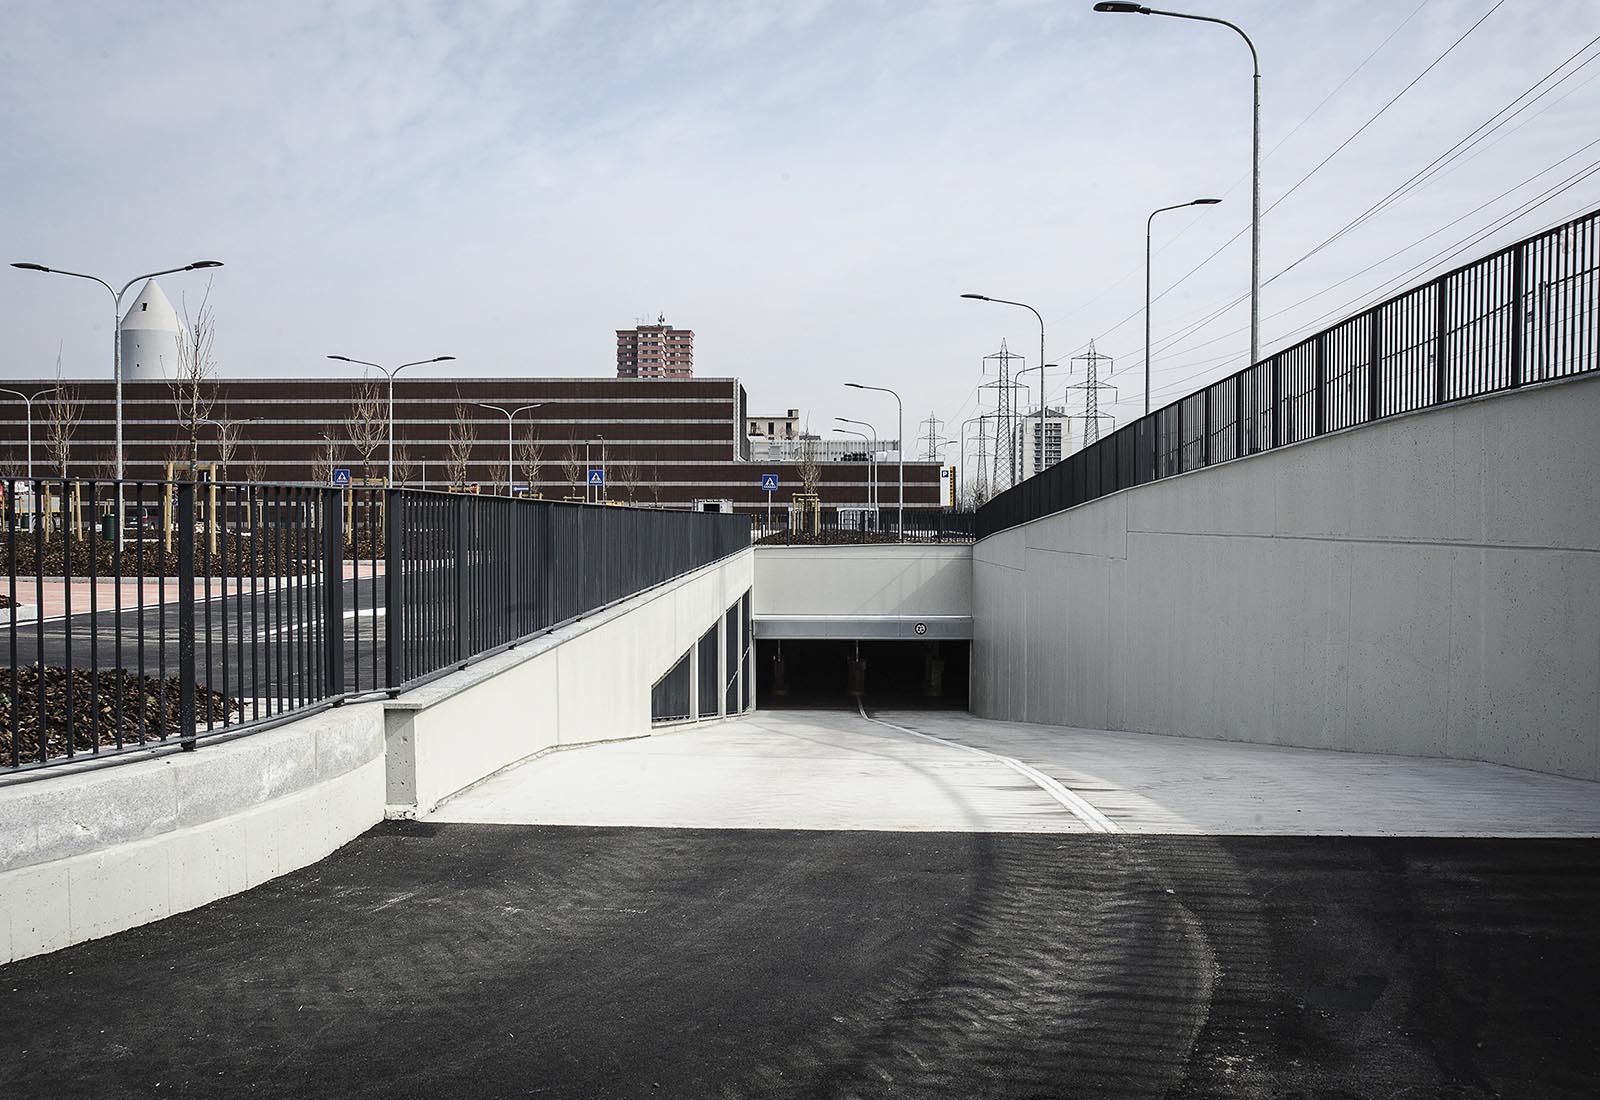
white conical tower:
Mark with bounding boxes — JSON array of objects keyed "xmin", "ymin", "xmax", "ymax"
[{"xmin": 119, "ymin": 279, "xmax": 186, "ymax": 381}]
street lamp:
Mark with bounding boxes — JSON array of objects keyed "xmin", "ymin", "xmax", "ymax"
[
  {"xmin": 326, "ymin": 354, "xmax": 455, "ymax": 486},
  {"xmin": 834, "ymin": 415, "xmax": 880, "ymax": 519},
  {"xmin": 12, "ymin": 258, "xmax": 223, "ymax": 541},
  {"xmin": 1146, "ymin": 197, "xmax": 1221, "ymax": 415},
  {"xmin": 0, "ymin": 386, "xmax": 48, "ymax": 482},
  {"xmin": 845, "ymin": 382, "xmax": 903, "ymax": 539},
  {"xmin": 962, "ymin": 293, "xmax": 1046, "ymax": 483},
  {"xmin": 831, "ymin": 426, "xmax": 874, "ymax": 525},
  {"xmin": 1093, "ymin": 2, "xmax": 1260, "ymax": 368},
  {"xmin": 476, "ymin": 403, "xmax": 544, "ymax": 496}
]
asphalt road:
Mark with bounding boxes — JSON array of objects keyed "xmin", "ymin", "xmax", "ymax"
[{"xmin": 2, "ymin": 825, "xmax": 1595, "ymax": 1099}]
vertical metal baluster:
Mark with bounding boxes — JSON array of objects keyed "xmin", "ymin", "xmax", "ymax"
[
  {"xmin": 33, "ymin": 480, "xmax": 44, "ymax": 765},
  {"xmin": 89, "ymin": 481, "xmax": 100, "ymax": 754},
  {"xmin": 249, "ymin": 485, "xmax": 260, "ymax": 722},
  {"xmin": 6, "ymin": 481, "xmax": 17, "ymax": 769},
  {"xmin": 177, "ymin": 481, "xmax": 196, "ymax": 751},
  {"xmin": 62, "ymin": 480, "xmax": 76, "ymax": 759}
]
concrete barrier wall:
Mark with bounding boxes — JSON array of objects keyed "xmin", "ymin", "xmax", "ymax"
[
  {"xmin": 0, "ymin": 703, "xmax": 386, "ymax": 963},
  {"xmin": 972, "ymin": 374, "xmax": 1600, "ymax": 780},
  {"xmin": 753, "ymin": 544, "xmax": 972, "ymax": 638},
  {"xmin": 385, "ymin": 548, "xmax": 754, "ymax": 816}
]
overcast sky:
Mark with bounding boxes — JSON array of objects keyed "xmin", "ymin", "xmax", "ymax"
[{"xmin": 5, "ymin": 0, "xmax": 1597, "ymax": 455}]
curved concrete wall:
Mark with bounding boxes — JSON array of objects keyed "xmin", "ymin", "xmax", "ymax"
[
  {"xmin": 972, "ymin": 374, "xmax": 1600, "ymax": 780},
  {"xmin": 0, "ymin": 704, "xmax": 386, "ymax": 963}
]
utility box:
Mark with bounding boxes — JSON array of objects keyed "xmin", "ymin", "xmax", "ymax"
[{"xmin": 693, "ymin": 499, "xmax": 733, "ymax": 514}]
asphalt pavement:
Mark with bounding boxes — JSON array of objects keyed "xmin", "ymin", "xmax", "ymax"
[{"xmin": 2, "ymin": 823, "xmax": 1596, "ymax": 1098}]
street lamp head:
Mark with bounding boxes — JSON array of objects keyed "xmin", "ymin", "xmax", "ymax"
[
  {"xmin": 327, "ymin": 355, "xmax": 354, "ymax": 363},
  {"xmin": 845, "ymin": 382, "xmax": 864, "ymax": 389},
  {"xmin": 960, "ymin": 293, "xmax": 991, "ymax": 301},
  {"xmin": 11, "ymin": 262, "xmax": 50, "ymax": 272},
  {"xmin": 187, "ymin": 260, "xmax": 224, "ymax": 270},
  {"xmin": 1192, "ymin": 198, "xmax": 1222, "ymax": 206},
  {"xmin": 1093, "ymin": 2, "xmax": 1150, "ymax": 13},
  {"xmin": 430, "ymin": 356, "xmax": 456, "ymax": 363}
]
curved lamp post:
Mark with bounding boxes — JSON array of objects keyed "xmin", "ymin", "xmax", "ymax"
[
  {"xmin": 834, "ymin": 415, "xmax": 880, "ymax": 518},
  {"xmin": 1094, "ymin": 2, "xmax": 1260, "ymax": 368},
  {"xmin": 845, "ymin": 382, "xmax": 903, "ymax": 539},
  {"xmin": 0, "ymin": 386, "xmax": 48, "ymax": 482},
  {"xmin": 1146, "ymin": 197, "xmax": 1221, "ymax": 414},
  {"xmin": 961, "ymin": 293, "xmax": 1046, "ymax": 482},
  {"xmin": 13, "ymin": 259, "xmax": 223, "ymax": 544},
  {"xmin": 326, "ymin": 354, "xmax": 455, "ymax": 486},
  {"xmin": 477, "ymin": 403, "xmax": 544, "ymax": 495}
]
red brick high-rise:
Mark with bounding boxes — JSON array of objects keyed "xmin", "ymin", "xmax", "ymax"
[{"xmin": 616, "ymin": 315, "xmax": 693, "ymax": 379}]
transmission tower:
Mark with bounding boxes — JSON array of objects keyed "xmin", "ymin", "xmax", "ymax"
[
  {"xmin": 1067, "ymin": 340, "xmax": 1118, "ymax": 447},
  {"xmin": 972, "ymin": 415, "xmax": 990, "ymax": 506},
  {"xmin": 919, "ymin": 412, "xmax": 946, "ymax": 460},
  {"xmin": 980, "ymin": 340, "xmax": 1026, "ymax": 491}
]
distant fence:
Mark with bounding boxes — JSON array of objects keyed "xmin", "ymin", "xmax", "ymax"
[
  {"xmin": 753, "ymin": 507, "xmax": 975, "ymax": 545},
  {"xmin": 1, "ymin": 481, "xmax": 748, "ymax": 776},
  {"xmin": 979, "ymin": 206, "xmax": 1600, "ymax": 538}
]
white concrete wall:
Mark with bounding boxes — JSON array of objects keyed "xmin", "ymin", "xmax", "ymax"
[
  {"xmin": 0, "ymin": 703, "xmax": 386, "ymax": 964},
  {"xmin": 972, "ymin": 374, "xmax": 1600, "ymax": 780},
  {"xmin": 385, "ymin": 548, "xmax": 754, "ymax": 816},
  {"xmin": 756, "ymin": 545, "xmax": 970, "ymax": 614}
]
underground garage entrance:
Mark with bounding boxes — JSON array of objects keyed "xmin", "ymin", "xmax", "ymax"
[{"xmin": 755, "ymin": 639, "xmax": 969, "ymax": 709}]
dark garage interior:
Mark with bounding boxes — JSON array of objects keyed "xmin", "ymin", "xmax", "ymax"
[{"xmin": 755, "ymin": 638, "xmax": 969, "ymax": 709}]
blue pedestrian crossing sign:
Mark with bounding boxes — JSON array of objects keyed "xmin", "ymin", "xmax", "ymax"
[
  {"xmin": 760, "ymin": 473, "xmax": 780, "ymax": 491},
  {"xmin": 587, "ymin": 469, "xmax": 605, "ymax": 485},
  {"xmin": 332, "ymin": 468, "xmax": 351, "ymax": 487}
]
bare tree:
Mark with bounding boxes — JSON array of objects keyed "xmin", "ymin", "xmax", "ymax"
[
  {"xmin": 515, "ymin": 437, "xmax": 542, "ymax": 497},
  {"xmin": 312, "ymin": 431, "xmax": 340, "ymax": 485},
  {"xmin": 345, "ymin": 377, "xmax": 387, "ymax": 485},
  {"xmin": 245, "ymin": 446, "xmax": 267, "ymax": 485},
  {"xmin": 392, "ymin": 443, "xmax": 415, "ymax": 488},
  {"xmin": 42, "ymin": 381, "xmax": 82, "ymax": 479},
  {"xmin": 797, "ymin": 428, "xmax": 822, "ymax": 499},
  {"xmin": 170, "ymin": 283, "xmax": 219, "ymax": 478},
  {"xmin": 445, "ymin": 403, "xmax": 474, "ymax": 489},
  {"xmin": 646, "ymin": 463, "xmax": 663, "ymax": 506},
  {"xmin": 615, "ymin": 460, "xmax": 640, "ymax": 504},
  {"xmin": 561, "ymin": 438, "xmax": 583, "ymax": 496},
  {"xmin": 210, "ymin": 409, "xmax": 246, "ymax": 481}
]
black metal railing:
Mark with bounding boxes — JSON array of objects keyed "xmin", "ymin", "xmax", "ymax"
[
  {"xmin": 979, "ymin": 206, "xmax": 1600, "ymax": 538},
  {"xmin": 1, "ymin": 481, "xmax": 748, "ymax": 776},
  {"xmin": 753, "ymin": 507, "xmax": 976, "ymax": 545}
]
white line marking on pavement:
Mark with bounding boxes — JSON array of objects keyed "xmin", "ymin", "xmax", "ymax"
[{"xmin": 856, "ymin": 701, "xmax": 1120, "ymax": 834}]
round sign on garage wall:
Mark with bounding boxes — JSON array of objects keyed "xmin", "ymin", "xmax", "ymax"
[{"xmin": 914, "ymin": 622, "xmax": 927, "ymax": 636}]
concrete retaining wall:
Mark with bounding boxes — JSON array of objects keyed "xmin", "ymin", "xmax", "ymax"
[
  {"xmin": 972, "ymin": 374, "xmax": 1600, "ymax": 780},
  {"xmin": 385, "ymin": 548, "xmax": 754, "ymax": 816},
  {"xmin": 753, "ymin": 544, "xmax": 972, "ymax": 639},
  {"xmin": 0, "ymin": 704, "xmax": 386, "ymax": 963}
]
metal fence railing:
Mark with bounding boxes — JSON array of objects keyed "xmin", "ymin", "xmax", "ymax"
[
  {"xmin": 1, "ymin": 481, "xmax": 749, "ymax": 777},
  {"xmin": 979, "ymin": 206, "xmax": 1600, "ymax": 538},
  {"xmin": 753, "ymin": 507, "xmax": 976, "ymax": 545}
]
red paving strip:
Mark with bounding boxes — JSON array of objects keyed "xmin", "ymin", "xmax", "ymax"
[{"xmin": 12, "ymin": 561, "xmax": 384, "ymax": 620}]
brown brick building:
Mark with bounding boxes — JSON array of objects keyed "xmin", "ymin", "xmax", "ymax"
[
  {"xmin": 615, "ymin": 317, "xmax": 693, "ymax": 379},
  {"xmin": 0, "ymin": 376, "xmax": 942, "ymax": 513}
]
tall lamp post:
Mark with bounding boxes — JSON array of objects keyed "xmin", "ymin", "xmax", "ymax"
[
  {"xmin": 12, "ymin": 258, "xmax": 224, "ymax": 541},
  {"xmin": 1146, "ymin": 197, "xmax": 1221, "ymax": 414},
  {"xmin": 0, "ymin": 386, "xmax": 48, "ymax": 482},
  {"xmin": 961, "ymin": 293, "xmax": 1046, "ymax": 481},
  {"xmin": 326, "ymin": 354, "xmax": 455, "ymax": 486},
  {"xmin": 835, "ymin": 415, "xmax": 880, "ymax": 520},
  {"xmin": 831, "ymin": 426, "xmax": 874, "ymax": 524},
  {"xmin": 1094, "ymin": 2, "xmax": 1260, "ymax": 368},
  {"xmin": 477, "ymin": 403, "xmax": 544, "ymax": 496},
  {"xmin": 845, "ymin": 382, "xmax": 903, "ymax": 540}
]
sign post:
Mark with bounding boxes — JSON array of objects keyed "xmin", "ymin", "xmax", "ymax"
[
  {"xmin": 760, "ymin": 473, "xmax": 779, "ymax": 531},
  {"xmin": 587, "ymin": 468, "xmax": 605, "ymax": 504}
]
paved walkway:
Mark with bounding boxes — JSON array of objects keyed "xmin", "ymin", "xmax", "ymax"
[{"xmin": 436, "ymin": 706, "xmax": 1600, "ymax": 836}]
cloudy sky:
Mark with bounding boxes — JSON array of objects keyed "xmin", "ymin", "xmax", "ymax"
[{"xmin": 5, "ymin": 0, "xmax": 1597, "ymax": 455}]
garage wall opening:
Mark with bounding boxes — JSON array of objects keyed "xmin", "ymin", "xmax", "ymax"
[{"xmin": 755, "ymin": 639, "xmax": 969, "ymax": 710}]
